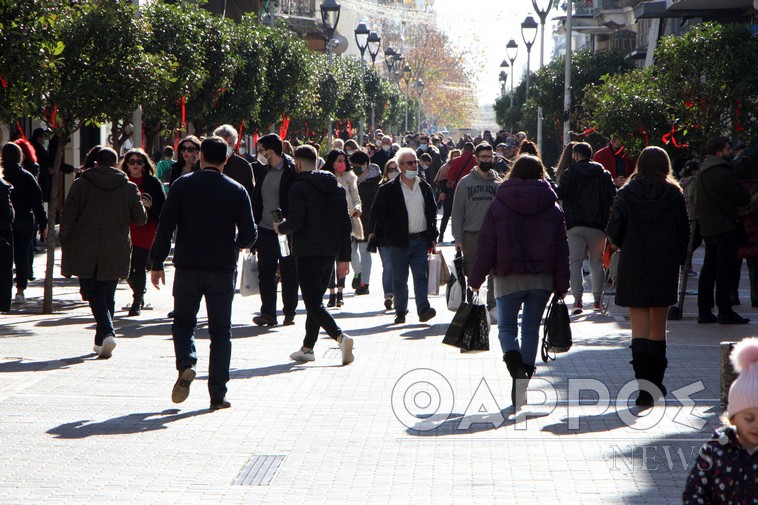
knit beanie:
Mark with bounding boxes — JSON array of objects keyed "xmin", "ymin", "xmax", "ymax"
[{"xmin": 727, "ymin": 337, "xmax": 758, "ymax": 419}]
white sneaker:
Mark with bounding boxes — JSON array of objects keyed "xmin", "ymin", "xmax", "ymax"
[
  {"xmin": 488, "ymin": 308, "xmax": 498, "ymax": 325},
  {"xmin": 99, "ymin": 335, "xmax": 116, "ymax": 359},
  {"xmin": 93, "ymin": 344, "xmax": 102, "ymax": 355},
  {"xmin": 290, "ymin": 348, "xmax": 315, "ymax": 362},
  {"xmin": 339, "ymin": 333, "xmax": 354, "ymax": 365},
  {"xmin": 14, "ymin": 292, "xmax": 26, "ymax": 304}
]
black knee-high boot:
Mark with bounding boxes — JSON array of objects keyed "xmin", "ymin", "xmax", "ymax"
[
  {"xmin": 648, "ymin": 340, "xmax": 668, "ymax": 398},
  {"xmin": 504, "ymin": 351, "xmax": 530, "ymax": 409},
  {"xmin": 631, "ymin": 339, "xmax": 654, "ymax": 408}
]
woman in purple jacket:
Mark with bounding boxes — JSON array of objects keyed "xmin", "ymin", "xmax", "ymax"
[{"xmin": 469, "ymin": 155, "xmax": 570, "ymax": 410}]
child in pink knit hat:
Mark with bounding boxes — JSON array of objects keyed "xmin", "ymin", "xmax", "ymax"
[{"xmin": 683, "ymin": 337, "xmax": 758, "ymax": 503}]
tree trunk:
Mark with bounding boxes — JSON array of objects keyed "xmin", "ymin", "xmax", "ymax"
[{"xmin": 43, "ymin": 136, "xmax": 67, "ymax": 314}]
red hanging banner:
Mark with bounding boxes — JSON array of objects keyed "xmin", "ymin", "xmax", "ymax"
[
  {"xmin": 237, "ymin": 121, "xmax": 244, "ymax": 150},
  {"xmin": 15, "ymin": 121, "xmax": 26, "ymax": 141},
  {"xmin": 279, "ymin": 116, "xmax": 290, "ymax": 140},
  {"xmin": 180, "ymin": 96, "xmax": 186, "ymax": 129}
]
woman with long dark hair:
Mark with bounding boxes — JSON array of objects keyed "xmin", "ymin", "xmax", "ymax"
[
  {"xmin": 468, "ymin": 154, "xmax": 569, "ymax": 410},
  {"xmin": 169, "ymin": 135, "xmax": 201, "ymax": 186},
  {"xmin": 121, "ymin": 148, "xmax": 165, "ymax": 315},
  {"xmin": 606, "ymin": 146, "xmax": 689, "ymax": 408}
]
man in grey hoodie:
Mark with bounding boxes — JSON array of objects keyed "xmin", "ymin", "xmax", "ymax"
[{"xmin": 452, "ymin": 142, "xmax": 502, "ymax": 314}]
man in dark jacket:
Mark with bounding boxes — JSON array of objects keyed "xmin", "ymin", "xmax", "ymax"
[
  {"xmin": 214, "ymin": 124, "xmax": 255, "ymax": 201},
  {"xmin": 696, "ymin": 136, "xmax": 752, "ymax": 324},
  {"xmin": 276, "ymin": 145, "xmax": 354, "ymax": 365},
  {"xmin": 1, "ymin": 143, "xmax": 47, "ymax": 305},
  {"xmin": 150, "ymin": 136, "xmax": 256, "ymax": 410},
  {"xmin": 371, "ymin": 147, "xmax": 438, "ymax": 324},
  {"xmin": 251, "ymin": 133, "xmax": 299, "ymax": 326},
  {"xmin": 0, "ymin": 175, "xmax": 12, "ymax": 313},
  {"xmin": 61, "ymin": 147, "xmax": 147, "ymax": 359},
  {"xmin": 371, "ymin": 135, "xmax": 394, "ymax": 170},
  {"xmin": 556, "ymin": 142, "xmax": 616, "ymax": 314}
]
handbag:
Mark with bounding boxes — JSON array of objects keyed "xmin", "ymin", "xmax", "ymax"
[
  {"xmin": 446, "ymin": 250, "xmax": 467, "ymax": 311},
  {"xmin": 437, "ymin": 251, "xmax": 451, "ymax": 285},
  {"xmin": 428, "ymin": 252, "xmax": 441, "ymax": 296},
  {"xmin": 239, "ymin": 252, "xmax": 259, "ymax": 297},
  {"xmin": 443, "ymin": 293, "xmax": 490, "ymax": 352},
  {"xmin": 366, "ymin": 234, "xmax": 378, "ymax": 253},
  {"xmin": 541, "ymin": 293, "xmax": 572, "ymax": 362}
]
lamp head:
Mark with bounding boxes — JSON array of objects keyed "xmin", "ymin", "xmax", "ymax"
[
  {"xmin": 320, "ymin": 0, "xmax": 342, "ymax": 39},
  {"xmin": 506, "ymin": 39, "xmax": 519, "ymax": 63},
  {"xmin": 521, "ymin": 16, "xmax": 539, "ymax": 50},
  {"xmin": 354, "ymin": 22, "xmax": 370, "ymax": 53},
  {"xmin": 367, "ymin": 31, "xmax": 381, "ymax": 61}
]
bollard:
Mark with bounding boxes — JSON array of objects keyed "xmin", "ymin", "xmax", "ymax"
[{"xmin": 720, "ymin": 341, "xmax": 738, "ymax": 408}]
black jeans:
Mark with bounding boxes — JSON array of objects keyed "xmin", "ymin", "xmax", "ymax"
[
  {"xmin": 0, "ymin": 231, "xmax": 12, "ymax": 312},
  {"xmin": 12, "ymin": 216, "xmax": 34, "ymax": 291},
  {"xmin": 172, "ymin": 269, "xmax": 234, "ymax": 401},
  {"xmin": 698, "ymin": 230, "xmax": 740, "ymax": 315},
  {"xmin": 127, "ymin": 246, "xmax": 150, "ymax": 302},
  {"xmin": 256, "ymin": 228, "xmax": 298, "ymax": 318},
  {"xmin": 80, "ymin": 275, "xmax": 118, "ymax": 344},
  {"xmin": 296, "ymin": 256, "xmax": 343, "ymax": 349},
  {"xmin": 438, "ymin": 188, "xmax": 454, "ymax": 242}
]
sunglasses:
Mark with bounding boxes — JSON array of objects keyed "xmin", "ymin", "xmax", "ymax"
[
  {"xmin": 179, "ymin": 145, "xmax": 197, "ymax": 153},
  {"xmin": 127, "ymin": 158, "xmax": 144, "ymax": 165}
]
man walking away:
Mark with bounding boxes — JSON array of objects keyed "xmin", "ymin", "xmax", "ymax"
[
  {"xmin": 556, "ymin": 142, "xmax": 616, "ymax": 314},
  {"xmin": 61, "ymin": 148, "xmax": 147, "ymax": 358},
  {"xmin": 150, "ymin": 136, "xmax": 257, "ymax": 410},
  {"xmin": 696, "ymin": 135, "xmax": 751, "ymax": 325},
  {"xmin": 277, "ymin": 145, "xmax": 354, "ymax": 365}
]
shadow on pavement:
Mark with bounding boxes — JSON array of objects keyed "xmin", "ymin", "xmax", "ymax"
[
  {"xmin": 0, "ymin": 355, "xmax": 91, "ymax": 373},
  {"xmin": 0, "ymin": 323, "xmax": 36, "ymax": 338},
  {"xmin": 46, "ymin": 408, "xmax": 212, "ymax": 438},
  {"xmin": 201, "ymin": 362, "xmax": 305, "ymax": 380},
  {"xmin": 400, "ymin": 323, "xmax": 446, "ymax": 340}
]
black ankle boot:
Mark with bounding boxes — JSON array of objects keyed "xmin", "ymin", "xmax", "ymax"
[
  {"xmin": 504, "ymin": 351, "xmax": 529, "ymax": 408},
  {"xmin": 128, "ymin": 298, "xmax": 142, "ymax": 317},
  {"xmin": 336, "ymin": 292, "xmax": 344, "ymax": 307},
  {"xmin": 327, "ymin": 292, "xmax": 336, "ymax": 307}
]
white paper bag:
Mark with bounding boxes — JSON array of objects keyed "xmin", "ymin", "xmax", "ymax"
[
  {"xmin": 239, "ymin": 252, "xmax": 259, "ymax": 297},
  {"xmin": 428, "ymin": 252, "xmax": 441, "ymax": 296}
]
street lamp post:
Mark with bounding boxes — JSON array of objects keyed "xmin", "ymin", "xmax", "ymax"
[
  {"xmin": 533, "ymin": 0, "xmax": 554, "ymax": 151},
  {"xmin": 354, "ymin": 22, "xmax": 370, "ymax": 147},
  {"xmin": 384, "ymin": 46, "xmax": 396, "ymax": 76},
  {"xmin": 520, "ymin": 16, "xmax": 538, "ymax": 104},
  {"xmin": 499, "ymin": 71, "xmax": 507, "ymax": 98},
  {"xmin": 320, "ymin": 0, "xmax": 341, "ymax": 148},
  {"xmin": 415, "ymin": 79, "xmax": 424, "ymax": 132},
  {"xmin": 506, "ymin": 39, "xmax": 518, "ymax": 109},
  {"xmin": 403, "ymin": 65, "xmax": 412, "ymax": 133},
  {"xmin": 367, "ymin": 31, "xmax": 381, "ymax": 141},
  {"xmin": 563, "ymin": 1, "xmax": 573, "ymax": 145}
]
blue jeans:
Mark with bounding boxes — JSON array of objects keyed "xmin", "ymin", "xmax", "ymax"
[
  {"xmin": 390, "ymin": 237, "xmax": 430, "ymax": 315},
  {"xmin": 378, "ymin": 246, "xmax": 393, "ymax": 297},
  {"xmin": 172, "ymin": 269, "xmax": 235, "ymax": 401},
  {"xmin": 496, "ymin": 289, "xmax": 551, "ymax": 367},
  {"xmin": 80, "ymin": 276, "xmax": 118, "ymax": 345}
]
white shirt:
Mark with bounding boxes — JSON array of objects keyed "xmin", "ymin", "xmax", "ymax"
[{"xmin": 401, "ymin": 178, "xmax": 426, "ymax": 234}]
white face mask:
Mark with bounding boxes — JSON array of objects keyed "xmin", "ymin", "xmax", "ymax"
[
  {"xmin": 42, "ymin": 140, "xmax": 49, "ymax": 150},
  {"xmin": 346, "ymin": 150, "xmax": 355, "ymax": 157},
  {"xmin": 257, "ymin": 152, "xmax": 268, "ymax": 165},
  {"xmin": 404, "ymin": 170, "xmax": 418, "ymax": 180},
  {"xmin": 382, "ymin": 145, "xmax": 391, "ymax": 152},
  {"xmin": 226, "ymin": 145, "xmax": 234, "ymax": 157},
  {"xmin": 239, "ymin": 148, "xmax": 246, "ymax": 155},
  {"xmin": 388, "ymin": 171, "xmax": 399, "ymax": 181}
]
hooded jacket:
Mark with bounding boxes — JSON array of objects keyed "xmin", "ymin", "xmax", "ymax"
[
  {"xmin": 556, "ymin": 159, "xmax": 616, "ymax": 230},
  {"xmin": 0, "ymin": 177, "xmax": 12, "ymax": 234},
  {"xmin": 696, "ymin": 154, "xmax": 751, "ymax": 237},
  {"xmin": 468, "ymin": 179, "xmax": 569, "ymax": 293},
  {"xmin": 278, "ymin": 170, "xmax": 351, "ymax": 262},
  {"xmin": 451, "ymin": 166, "xmax": 502, "ymax": 242},
  {"xmin": 606, "ymin": 176, "xmax": 689, "ymax": 307},
  {"xmin": 61, "ymin": 165, "xmax": 147, "ymax": 281},
  {"xmin": 2, "ymin": 163, "xmax": 47, "ymax": 228}
]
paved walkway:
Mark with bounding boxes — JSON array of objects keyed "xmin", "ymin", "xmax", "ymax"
[{"xmin": 0, "ymin": 243, "xmax": 755, "ymax": 504}]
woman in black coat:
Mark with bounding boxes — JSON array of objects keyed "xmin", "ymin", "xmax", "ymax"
[{"xmin": 606, "ymin": 146, "xmax": 689, "ymax": 408}]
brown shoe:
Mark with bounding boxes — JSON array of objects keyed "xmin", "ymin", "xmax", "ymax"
[{"xmin": 171, "ymin": 366, "xmax": 196, "ymax": 404}]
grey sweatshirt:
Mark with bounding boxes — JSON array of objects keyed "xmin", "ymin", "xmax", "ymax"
[{"xmin": 451, "ymin": 167, "xmax": 502, "ymax": 242}]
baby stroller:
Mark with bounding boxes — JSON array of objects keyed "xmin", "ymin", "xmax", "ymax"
[{"xmin": 599, "ymin": 240, "xmax": 620, "ymax": 315}]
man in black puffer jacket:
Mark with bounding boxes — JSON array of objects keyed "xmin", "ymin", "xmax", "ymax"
[
  {"xmin": 276, "ymin": 145, "xmax": 354, "ymax": 366},
  {"xmin": 556, "ymin": 142, "xmax": 616, "ymax": 315}
]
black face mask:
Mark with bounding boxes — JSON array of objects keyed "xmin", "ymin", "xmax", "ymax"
[{"xmin": 479, "ymin": 162, "xmax": 493, "ymax": 171}]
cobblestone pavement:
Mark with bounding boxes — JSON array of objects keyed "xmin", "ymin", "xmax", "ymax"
[{"xmin": 0, "ymin": 243, "xmax": 754, "ymax": 504}]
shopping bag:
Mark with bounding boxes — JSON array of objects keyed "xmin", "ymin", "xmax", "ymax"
[
  {"xmin": 437, "ymin": 251, "xmax": 451, "ymax": 285},
  {"xmin": 239, "ymin": 252, "xmax": 259, "ymax": 297},
  {"xmin": 428, "ymin": 252, "xmax": 441, "ymax": 295},
  {"xmin": 541, "ymin": 293, "xmax": 572, "ymax": 362},
  {"xmin": 443, "ymin": 294, "xmax": 490, "ymax": 352},
  {"xmin": 446, "ymin": 250, "xmax": 467, "ymax": 311}
]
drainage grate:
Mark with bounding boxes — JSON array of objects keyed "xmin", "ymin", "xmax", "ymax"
[{"xmin": 232, "ymin": 455, "xmax": 286, "ymax": 486}]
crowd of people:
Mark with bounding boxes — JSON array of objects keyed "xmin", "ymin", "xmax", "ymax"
[{"xmin": 1, "ymin": 123, "xmax": 758, "ymax": 500}]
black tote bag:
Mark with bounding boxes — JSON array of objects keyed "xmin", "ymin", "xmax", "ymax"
[{"xmin": 541, "ymin": 293, "xmax": 572, "ymax": 362}]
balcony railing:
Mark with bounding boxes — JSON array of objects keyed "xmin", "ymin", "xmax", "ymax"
[
  {"xmin": 277, "ymin": 0, "xmax": 317, "ymax": 18},
  {"xmin": 594, "ymin": 0, "xmax": 640, "ymax": 10}
]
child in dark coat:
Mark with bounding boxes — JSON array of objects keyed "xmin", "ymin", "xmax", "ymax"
[{"xmin": 683, "ymin": 337, "xmax": 758, "ymax": 503}]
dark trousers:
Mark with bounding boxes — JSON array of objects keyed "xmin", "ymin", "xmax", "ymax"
[
  {"xmin": 746, "ymin": 256, "xmax": 758, "ymax": 304},
  {"xmin": 12, "ymin": 216, "xmax": 34, "ymax": 291},
  {"xmin": 127, "ymin": 246, "xmax": 150, "ymax": 303},
  {"xmin": 297, "ymin": 256, "xmax": 342, "ymax": 349},
  {"xmin": 438, "ymin": 189, "xmax": 454, "ymax": 242},
  {"xmin": 0, "ymin": 232, "xmax": 12, "ymax": 312},
  {"xmin": 698, "ymin": 230, "xmax": 740, "ymax": 315},
  {"xmin": 172, "ymin": 269, "xmax": 234, "ymax": 401},
  {"xmin": 80, "ymin": 275, "xmax": 118, "ymax": 345},
  {"xmin": 256, "ymin": 228, "xmax": 298, "ymax": 318}
]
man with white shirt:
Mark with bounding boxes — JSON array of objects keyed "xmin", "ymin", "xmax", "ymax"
[{"xmin": 371, "ymin": 147, "xmax": 438, "ymax": 324}]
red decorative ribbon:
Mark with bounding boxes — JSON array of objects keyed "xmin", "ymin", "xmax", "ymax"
[
  {"xmin": 252, "ymin": 133, "xmax": 259, "ymax": 149},
  {"xmin": 581, "ymin": 127, "xmax": 596, "ymax": 138},
  {"xmin": 16, "ymin": 121, "xmax": 27, "ymax": 141},
  {"xmin": 347, "ymin": 120, "xmax": 353, "ymax": 138},
  {"xmin": 180, "ymin": 96, "xmax": 186, "ymax": 128},
  {"xmin": 661, "ymin": 125, "xmax": 689, "ymax": 149},
  {"xmin": 637, "ymin": 127, "xmax": 649, "ymax": 146},
  {"xmin": 0, "ymin": 76, "xmax": 7, "ymax": 88},
  {"xmin": 237, "ymin": 121, "xmax": 244, "ymax": 150},
  {"xmin": 279, "ymin": 116, "xmax": 290, "ymax": 140}
]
